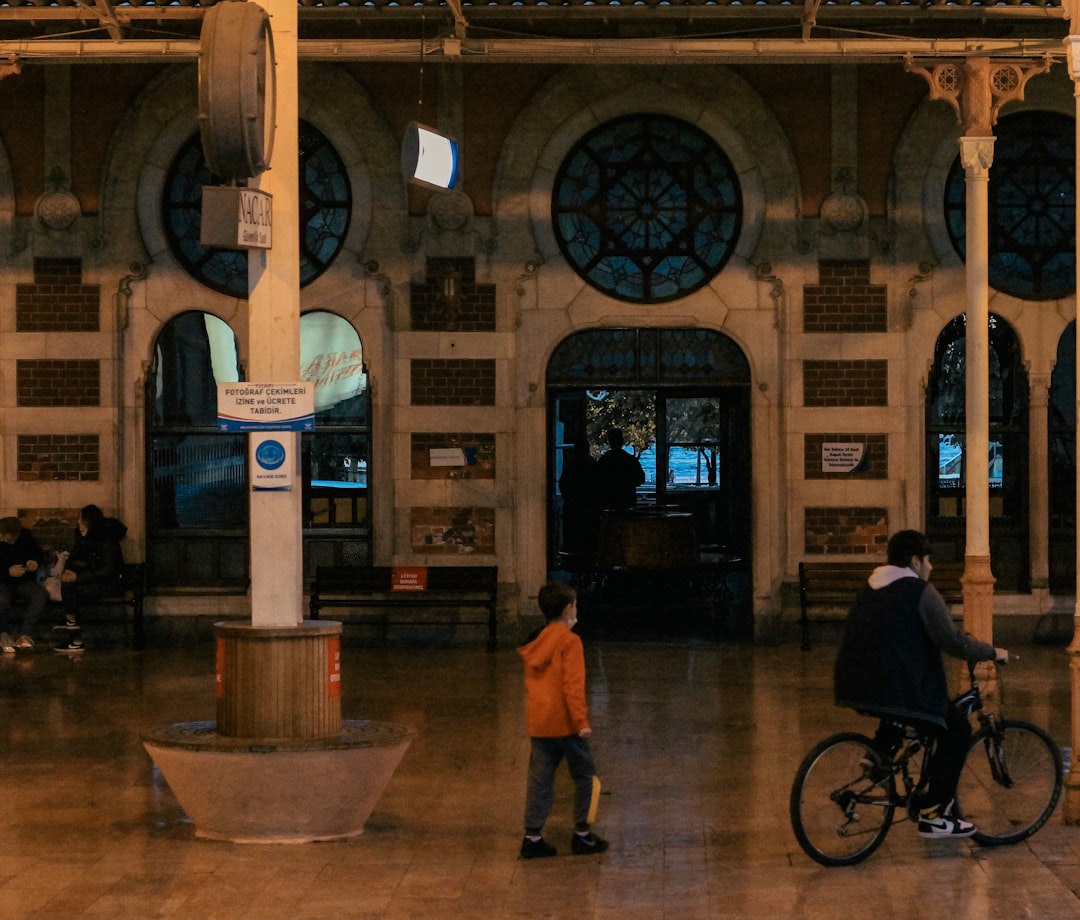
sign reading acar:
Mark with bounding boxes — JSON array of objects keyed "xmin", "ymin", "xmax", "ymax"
[
  {"xmin": 200, "ymin": 186, "xmax": 273, "ymax": 250},
  {"xmin": 217, "ymin": 382, "xmax": 315, "ymax": 432}
]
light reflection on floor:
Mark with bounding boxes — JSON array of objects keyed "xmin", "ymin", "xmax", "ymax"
[{"xmin": 1, "ymin": 636, "xmax": 1078, "ymax": 919}]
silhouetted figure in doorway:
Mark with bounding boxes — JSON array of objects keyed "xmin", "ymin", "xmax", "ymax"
[
  {"xmin": 560, "ymin": 439, "xmax": 601, "ymax": 560},
  {"xmin": 596, "ymin": 429, "xmax": 645, "ymax": 510}
]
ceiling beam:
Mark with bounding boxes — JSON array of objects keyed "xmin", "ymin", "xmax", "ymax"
[{"xmin": 0, "ymin": 34, "xmax": 1067, "ymax": 66}]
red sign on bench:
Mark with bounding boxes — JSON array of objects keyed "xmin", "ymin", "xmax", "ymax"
[{"xmin": 392, "ymin": 566, "xmax": 428, "ymax": 592}]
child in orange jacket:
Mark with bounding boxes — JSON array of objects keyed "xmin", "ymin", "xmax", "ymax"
[{"xmin": 518, "ymin": 581, "xmax": 608, "ymax": 859}]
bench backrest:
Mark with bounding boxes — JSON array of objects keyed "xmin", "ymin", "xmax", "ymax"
[
  {"xmin": 313, "ymin": 565, "xmax": 497, "ymax": 596},
  {"xmin": 799, "ymin": 559, "xmax": 965, "ymax": 605}
]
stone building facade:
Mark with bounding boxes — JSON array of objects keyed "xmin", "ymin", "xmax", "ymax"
[{"xmin": 0, "ymin": 5, "xmax": 1075, "ymax": 641}]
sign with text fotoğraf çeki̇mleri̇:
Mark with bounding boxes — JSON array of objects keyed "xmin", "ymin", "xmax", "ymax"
[{"xmin": 217, "ymin": 382, "xmax": 315, "ymax": 432}]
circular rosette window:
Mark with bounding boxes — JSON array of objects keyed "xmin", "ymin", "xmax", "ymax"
[
  {"xmin": 552, "ymin": 114, "xmax": 742, "ymax": 304},
  {"xmin": 163, "ymin": 121, "xmax": 351, "ymax": 298}
]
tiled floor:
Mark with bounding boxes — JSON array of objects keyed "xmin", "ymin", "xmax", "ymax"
[{"xmin": 2, "ymin": 630, "xmax": 1080, "ymax": 919}]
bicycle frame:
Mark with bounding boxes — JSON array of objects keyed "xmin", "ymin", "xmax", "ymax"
[{"xmin": 792, "ymin": 655, "xmax": 1063, "ymax": 866}]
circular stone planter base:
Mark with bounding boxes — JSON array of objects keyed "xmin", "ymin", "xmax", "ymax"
[{"xmin": 143, "ymin": 720, "xmax": 414, "ymax": 843}]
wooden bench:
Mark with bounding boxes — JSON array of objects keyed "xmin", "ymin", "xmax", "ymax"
[
  {"xmin": 309, "ymin": 565, "xmax": 498, "ymax": 650},
  {"xmin": 61, "ymin": 561, "xmax": 148, "ymax": 650},
  {"xmin": 798, "ymin": 559, "xmax": 964, "ymax": 651}
]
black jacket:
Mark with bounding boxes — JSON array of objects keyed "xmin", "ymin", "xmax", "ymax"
[
  {"xmin": 66, "ymin": 518, "xmax": 126, "ymax": 587},
  {"xmin": 0, "ymin": 530, "xmax": 45, "ymax": 586},
  {"xmin": 834, "ymin": 567, "xmax": 995, "ymax": 728}
]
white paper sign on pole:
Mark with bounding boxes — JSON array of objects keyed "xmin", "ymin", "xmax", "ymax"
[{"xmin": 217, "ymin": 382, "xmax": 314, "ymax": 431}]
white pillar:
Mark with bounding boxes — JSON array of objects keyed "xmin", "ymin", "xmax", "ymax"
[
  {"xmin": 958, "ymin": 135, "xmax": 996, "ymax": 644},
  {"xmin": 1028, "ymin": 374, "xmax": 1051, "ymax": 593},
  {"xmin": 960, "ymin": 136, "xmax": 993, "ymax": 559},
  {"xmin": 247, "ymin": 0, "xmax": 303, "ymax": 628},
  {"xmin": 1064, "ymin": 31, "xmax": 1080, "ymax": 823}
]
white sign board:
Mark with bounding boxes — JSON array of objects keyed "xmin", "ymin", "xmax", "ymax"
[
  {"xmin": 821, "ymin": 442, "xmax": 866, "ymax": 473},
  {"xmin": 430, "ymin": 448, "xmax": 467, "ymax": 467},
  {"xmin": 200, "ymin": 186, "xmax": 273, "ymax": 250},
  {"xmin": 217, "ymin": 382, "xmax": 314, "ymax": 432}
]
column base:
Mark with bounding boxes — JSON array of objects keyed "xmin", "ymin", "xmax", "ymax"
[{"xmin": 143, "ymin": 720, "xmax": 414, "ymax": 843}]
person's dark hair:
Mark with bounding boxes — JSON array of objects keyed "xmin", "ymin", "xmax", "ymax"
[
  {"xmin": 887, "ymin": 529, "xmax": 931, "ymax": 567},
  {"xmin": 0, "ymin": 516, "xmax": 21, "ymax": 538},
  {"xmin": 79, "ymin": 504, "xmax": 106, "ymax": 533},
  {"xmin": 607, "ymin": 429, "xmax": 624, "ymax": 449},
  {"xmin": 538, "ymin": 581, "xmax": 576, "ymax": 621}
]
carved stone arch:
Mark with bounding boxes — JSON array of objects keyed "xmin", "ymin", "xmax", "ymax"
[
  {"xmin": 101, "ymin": 62, "xmax": 402, "ymax": 309},
  {"xmin": 296, "ymin": 64, "xmax": 406, "ymax": 270},
  {"xmin": 492, "ymin": 65, "xmax": 798, "ymax": 271},
  {"xmin": 0, "ymin": 132, "xmax": 19, "ymax": 259}
]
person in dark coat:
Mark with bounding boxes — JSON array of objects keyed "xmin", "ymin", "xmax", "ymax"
[
  {"xmin": 559, "ymin": 438, "xmax": 602, "ymax": 560},
  {"xmin": 0, "ymin": 516, "xmax": 48, "ymax": 652},
  {"xmin": 55, "ymin": 504, "xmax": 126, "ymax": 654},
  {"xmin": 833, "ymin": 529, "xmax": 1008, "ymax": 839},
  {"xmin": 595, "ymin": 429, "xmax": 645, "ymax": 510}
]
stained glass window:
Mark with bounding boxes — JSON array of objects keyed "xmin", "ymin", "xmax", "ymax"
[
  {"xmin": 163, "ymin": 121, "xmax": 351, "ymax": 298},
  {"xmin": 547, "ymin": 327, "xmax": 750, "ymax": 386},
  {"xmin": 552, "ymin": 114, "xmax": 742, "ymax": 304},
  {"xmin": 944, "ymin": 111, "xmax": 1075, "ymax": 301}
]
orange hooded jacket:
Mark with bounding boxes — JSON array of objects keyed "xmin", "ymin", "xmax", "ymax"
[{"xmin": 518, "ymin": 621, "xmax": 590, "ymax": 738}]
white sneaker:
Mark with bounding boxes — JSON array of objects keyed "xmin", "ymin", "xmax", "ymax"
[
  {"xmin": 918, "ymin": 808, "xmax": 976, "ymax": 838},
  {"xmin": 0, "ymin": 633, "xmax": 14, "ymax": 654},
  {"xmin": 14, "ymin": 635, "xmax": 33, "ymax": 650}
]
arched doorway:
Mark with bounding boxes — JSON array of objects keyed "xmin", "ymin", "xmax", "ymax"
[
  {"xmin": 925, "ymin": 313, "xmax": 1029, "ymax": 591},
  {"xmin": 547, "ymin": 327, "xmax": 752, "ymax": 638}
]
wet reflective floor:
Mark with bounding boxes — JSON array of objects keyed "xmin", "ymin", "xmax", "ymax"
[{"xmin": 1, "ymin": 633, "xmax": 1079, "ymax": 919}]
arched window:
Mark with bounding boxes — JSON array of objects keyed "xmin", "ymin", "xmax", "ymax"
[
  {"xmin": 300, "ymin": 311, "xmax": 371, "ymax": 571},
  {"xmin": 147, "ymin": 312, "xmax": 248, "ymax": 590},
  {"xmin": 146, "ymin": 311, "xmax": 374, "ymax": 591},
  {"xmin": 944, "ymin": 111, "xmax": 1075, "ymax": 301},
  {"xmin": 925, "ymin": 313, "xmax": 1029, "ymax": 591}
]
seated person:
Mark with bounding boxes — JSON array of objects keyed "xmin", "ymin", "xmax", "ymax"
[
  {"xmin": 0, "ymin": 516, "xmax": 48, "ymax": 653},
  {"xmin": 55, "ymin": 504, "xmax": 127, "ymax": 654}
]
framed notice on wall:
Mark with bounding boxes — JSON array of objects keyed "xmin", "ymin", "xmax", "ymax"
[{"xmin": 821, "ymin": 442, "xmax": 867, "ymax": 473}]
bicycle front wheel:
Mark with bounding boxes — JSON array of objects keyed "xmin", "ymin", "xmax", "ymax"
[
  {"xmin": 790, "ymin": 732, "xmax": 896, "ymax": 867},
  {"xmin": 955, "ymin": 719, "xmax": 1063, "ymax": 846}
]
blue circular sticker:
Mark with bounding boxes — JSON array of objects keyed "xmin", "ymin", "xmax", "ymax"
[{"xmin": 255, "ymin": 439, "xmax": 286, "ymax": 470}]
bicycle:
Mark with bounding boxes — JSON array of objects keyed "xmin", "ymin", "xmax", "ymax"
[{"xmin": 789, "ymin": 661, "xmax": 1063, "ymax": 867}]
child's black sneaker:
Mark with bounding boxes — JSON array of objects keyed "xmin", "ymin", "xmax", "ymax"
[
  {"xmin": 54, "ymin": 635, "xmax": 84, "ymax": 654},
  {"xmin": 571, "ymin": 831, "xmax": 609, "ymax": 855},
  {"xmin": 520, "ymin": 836, "xmax": 557, "ymax": 859}
]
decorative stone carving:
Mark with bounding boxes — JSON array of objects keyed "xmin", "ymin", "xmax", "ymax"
[
  {"xmin": 429, "ymin": 189, "xmax": 473, "ymax": 232},
  {"xmin": 34, "ymin": 169, "xmax": 81, "ymax": 233},
  {"xmin": 820, "ymin": 189, "xmax": 865, "ymax": 234}
]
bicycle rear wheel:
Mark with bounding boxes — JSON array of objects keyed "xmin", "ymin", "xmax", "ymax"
[
  {"xmin": 955, "ymin": 719, "xmax": 1063, "ymax": 846},
  {"xmin": 790, "ymin": 732, "xmax": 896, "ymax": 866}
]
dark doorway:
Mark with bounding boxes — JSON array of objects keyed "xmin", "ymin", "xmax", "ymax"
[{"xmin": 547, "ymin": 328, "xmax": 752, "ymax": 639}]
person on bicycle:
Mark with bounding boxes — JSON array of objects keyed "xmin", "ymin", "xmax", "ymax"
[{"xmin": 833, "ymin": 529, "xmax": 1009, "ymax": 839}]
